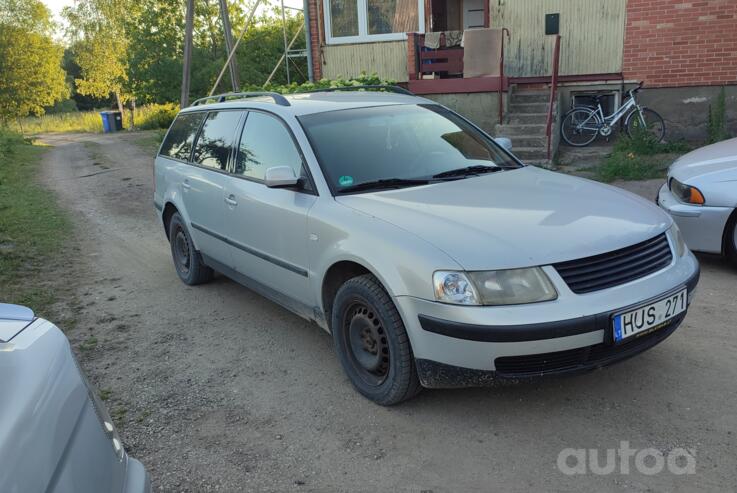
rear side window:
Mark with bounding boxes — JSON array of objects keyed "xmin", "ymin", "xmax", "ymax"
[
  {"xmin": 235, "ymin": 112, "xmax": 304, "ymax": 181},
  {"xmin": 192, "ymin": 111, "xmax": 243, "ymax": 170},
  {"xmin": 160, "ymin": 112, "xmax": 206, "ymax": 161}
]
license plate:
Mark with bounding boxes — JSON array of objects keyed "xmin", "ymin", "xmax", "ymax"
[{"xmin": 613, "ymin": 288, "xmax": 687, "ymax": 343}]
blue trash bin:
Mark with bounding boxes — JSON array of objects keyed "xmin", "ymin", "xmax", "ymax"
[{"xmin": 100, "ymin": 111, "xmax": 111, "ymax": 133}]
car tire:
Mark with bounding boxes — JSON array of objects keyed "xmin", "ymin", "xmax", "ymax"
[
  {"xmin": 168, "ymin": 212, "xmax": 213, "ymax": 285},
  {"xmin": 331, "ymin": 274, "xmax": 422, "ymax": 405},
  {"xmin": 725, "ymin": 212, "xmax": 737, "ymax": 268}
]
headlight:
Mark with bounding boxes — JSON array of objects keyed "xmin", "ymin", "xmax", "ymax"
[
  {"xmin": 433, "ymin": 268, "xmax": 557, "ymax": 306},
  {"xmin": 669, "ymin": 178, "xmax": 704, "ymax": 205},
  {"xmin": 670, "ymin": 223, "xmax": 687, "ymax": 257},
  {"xmin": 433, "ymin": 271, "xmax": 480, "ymax": 305}
]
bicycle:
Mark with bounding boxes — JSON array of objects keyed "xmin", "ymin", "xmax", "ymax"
[{"xmin": 560, "ymin": 84, "xmax": 665, "ymax": 147}]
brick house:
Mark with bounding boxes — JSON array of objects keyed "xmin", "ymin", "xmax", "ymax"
[{"xmin": 302, "ymin": 0, "xmax": 737, "ymax": 160}]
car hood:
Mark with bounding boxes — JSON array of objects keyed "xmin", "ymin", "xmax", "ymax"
[
  {"xmin": 336, "ymin": 166, "xmax": 671, "ymax": 270},
  {"xmin": 669, "ymin": 137, "xmax": 737, "ymax": 183}
]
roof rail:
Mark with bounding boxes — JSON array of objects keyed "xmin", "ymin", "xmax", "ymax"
[
  {"xmin": 302, "ymin": 85, "xmax": 414, "ymax": 96},
  {"xmin": 190, "ymin": 91, "xmax": 291, "ymax": 107}
]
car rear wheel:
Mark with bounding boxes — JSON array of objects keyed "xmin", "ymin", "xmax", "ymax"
[
  {"xmin": 331, "ymin": 274, "xmax": 421, "ymax": 405},
  {"xmin": 168, "ymin": 212, "xmax": 213, "ymax": 285}
]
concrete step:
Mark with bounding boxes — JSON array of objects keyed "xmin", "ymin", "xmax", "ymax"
[
  {"xmin": 508, "ymin": 113, "xmax": 549, "ymax": 124},
  {"xmin": 509, "ymin": 134, "xmax": 547, "ymax": 147},
  {"xmin": 511, "ymin": 92, "xmax": 549, "ymax": 104},
  {"xmin": 510, "ymin": 102, "xmax": 550, "ymax": 113},
  {"xmin": 510, "ymin": 146, "xmax": 548, "ymax": 161},
  {"xmin": 495, "ymin": 123, "xmax": 547, "ymax": 136}
]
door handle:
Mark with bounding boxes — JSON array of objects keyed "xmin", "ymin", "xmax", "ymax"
[
  {"xmin": 224, "ymin": 195, "xmax": 238, "ymax": 207},
  {"xmin": 182, "ymin": 180, "xmax": 191, "ymax": 191}
]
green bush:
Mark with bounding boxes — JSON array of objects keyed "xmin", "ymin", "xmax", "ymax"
[
  {"xmin": 128, "ymin": 103, "xmax": 178, "ymax": 130},
  {"xmin": 595, "ymin": 127, "xmax": 691, "ymax": 183},
  {"xmin": 707, "ymin": 86, "xmax": 728, "ymax": 144}
]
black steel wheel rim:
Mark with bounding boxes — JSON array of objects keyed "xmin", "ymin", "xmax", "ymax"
[
  {"xmin": 342, "ymin": 301, "xmax": 390, "ymax": 386},
  {"xmin": 174, "ymin": 228, "xmax": 191, "ymax": 275}
]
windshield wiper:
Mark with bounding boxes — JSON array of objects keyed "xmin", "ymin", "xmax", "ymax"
[
  {"xmin": 337, "ymin": 178, "xmax": 431, "ymax": 194},
  {"xmin": 432, "ymin": 165, "xmax": 506, "ymax": 179}
]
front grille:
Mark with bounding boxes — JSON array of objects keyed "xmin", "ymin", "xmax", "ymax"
[
  {"xmin": 494, "ymin": 314, "xmax": 683, "ymax": 378},
  {"xmin": 553, "ymin": 233, "xmax": 672, "ymax": 294}
]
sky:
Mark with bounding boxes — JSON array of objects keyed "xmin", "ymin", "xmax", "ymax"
[{"xmin": 42, "ymin": 0, "xmax": 304, "ymax": 30}]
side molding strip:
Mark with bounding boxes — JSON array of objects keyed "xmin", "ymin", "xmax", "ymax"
[{"xmin": 191, "ymin": 222, "xmax": 308, "ymax": 277}]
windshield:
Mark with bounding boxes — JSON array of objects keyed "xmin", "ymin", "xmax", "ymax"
[{"xmin": 298, "ymin": 104, "xmax": 520, "ymax": 194}]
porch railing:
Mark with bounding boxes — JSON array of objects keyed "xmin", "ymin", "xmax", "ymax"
[{"xmin": 412, "ymin": 33, "xmax": 464, "ymax": 78}]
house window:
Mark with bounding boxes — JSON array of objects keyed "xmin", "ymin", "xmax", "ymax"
[{"xmin": 324, "ymin": 0, "xmax": 424, "ymax": 44}]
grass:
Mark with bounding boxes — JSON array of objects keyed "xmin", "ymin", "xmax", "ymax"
[
  {"xmin": 0, "ymin": 130, "xmax": 70, "ymax": 314},
  {"xmin": 12, "ymin": 103, "xmax": 178, "ymax": 135},
  {"xmin": 79, "ymin": 335, "xmax": 99, "ymax": 351},
  {"xmin": 594, "ymin": 130, "xmax": 691, "ymax": 183}
]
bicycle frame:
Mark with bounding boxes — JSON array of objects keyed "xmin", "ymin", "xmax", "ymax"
[{"xmin": 574, "ymin": 91, "xmax": 644, "ymax": 132}]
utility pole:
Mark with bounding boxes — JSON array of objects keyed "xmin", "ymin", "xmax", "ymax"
[
  {"xmin": 181, "ymin": 0, "xmax": 195, "ymax": 108},
  {"xmin": 218, "ymin": 0, "xmax": 240, "ymax": 92},
  {"xmin": 280, "ymin": 0, "xmax": 290, "ymax": 84}
]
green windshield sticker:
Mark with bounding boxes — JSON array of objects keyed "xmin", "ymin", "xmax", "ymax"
[{"xmin": 338, "ymin": 176, "xmax": 354, "ymax": 187}]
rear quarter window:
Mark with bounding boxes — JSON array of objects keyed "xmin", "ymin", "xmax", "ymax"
[{"xmin": 160, "ymin": 112, "xmax": 206, "ymax": 161}]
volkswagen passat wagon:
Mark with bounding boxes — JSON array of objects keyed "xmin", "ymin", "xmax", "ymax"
[{"xmin": 154, "ymin": 89, "xmax": 700, "ymax": 405}]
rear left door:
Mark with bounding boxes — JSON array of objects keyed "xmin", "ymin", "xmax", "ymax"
[{"xmin": 182, "ymin": 110, "xmax": 244, "ymax": 268}]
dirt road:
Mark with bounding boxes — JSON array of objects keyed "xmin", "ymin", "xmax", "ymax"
[{"xmin": 39, "ymin": 132, "xmax": 736, "ymax": 492}]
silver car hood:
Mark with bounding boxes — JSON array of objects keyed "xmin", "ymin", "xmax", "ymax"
[
  {"xmin": 669, "ymin": 137, "xmax": 737, "ymax": 183},
  {"xmin": 336, "ymin": 166, "xmax": 671, "ymax": 270}
]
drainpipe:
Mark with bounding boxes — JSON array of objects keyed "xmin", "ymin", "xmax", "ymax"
[{"xmin": 304, "ymin": 0, "xmax": 314, "ymax": 82}]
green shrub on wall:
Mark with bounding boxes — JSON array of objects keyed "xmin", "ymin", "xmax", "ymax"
[{"xmin": 707, "ymin": 86, "xmax": 729, "ymax": 144}]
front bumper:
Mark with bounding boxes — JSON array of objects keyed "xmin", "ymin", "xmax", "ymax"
[
  {"xmin": 395, "ymin": 251, "xmax": 700, "ymax": 388},
  {"xmin": 657, "ymin": 183, "xmax": 733, "ymax": 254}
]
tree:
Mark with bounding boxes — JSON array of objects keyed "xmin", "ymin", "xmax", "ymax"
[
  {"xmin": 62, "ymin": 0, "xmax": 137, "ymax": 116},
  {"xmin": 0, "ymin": 0, "xmax": 68, "ymax": 122}
]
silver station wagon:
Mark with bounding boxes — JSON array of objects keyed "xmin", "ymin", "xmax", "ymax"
[{"xmin": 154, "ymin": 88, "xmax": 700, "ymax": 405}]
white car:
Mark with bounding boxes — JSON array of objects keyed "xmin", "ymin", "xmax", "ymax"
[
  {"xmin": 0, "ymin": 303, "xmax": 150, "ymax": 492},
  {"xmin": 658, "ymin": 137, "xmax": 737, "ymax": 266}
]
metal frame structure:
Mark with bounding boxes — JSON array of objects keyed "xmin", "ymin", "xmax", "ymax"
[{"xmin": 180, "ymin": 0, "xmax": 309, "ymax": 108}]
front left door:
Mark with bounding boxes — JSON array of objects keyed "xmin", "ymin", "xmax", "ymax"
[{"xmin": 223, "ymin": 110, "xmax": 317, "ymax": 309}]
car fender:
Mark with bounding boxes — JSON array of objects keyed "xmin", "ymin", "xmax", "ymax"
[{"xmin": 308, "ymin": 199, "xmax": 463, "ymax": 308}]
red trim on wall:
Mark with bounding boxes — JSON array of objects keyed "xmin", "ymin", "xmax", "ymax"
[{"xmin": 407, "ymin": 76, "xmax": 506, "ymax": 95}]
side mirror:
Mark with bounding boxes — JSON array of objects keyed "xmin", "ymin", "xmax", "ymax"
[
  {"xmin": 495, "ymin": 137, "xmax": 513, "ymax": 152},
  {"xmin": 264, "ymin": 166, "xmax": 299, "ymax": 188}
]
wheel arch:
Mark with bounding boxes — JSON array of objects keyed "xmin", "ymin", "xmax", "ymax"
[
  {"xmin": 721, "ymin": 207, "xmax": 737, "ymax": 256},
  {"xmin": 320, "ymin": 260, "xmax": 381, "ymax": 332},
  {"xmin": 162, "ymin": 202, "xmax": 179, "ymax": 240}
]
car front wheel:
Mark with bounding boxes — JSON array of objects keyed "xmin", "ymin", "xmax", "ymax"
[
  {"xmin": 168, "ymin": 212, "xmax": 213, "ymax": 285},
  {"xmin": 726, "ymin": 213, "xmax": 737, "ymax": 268},
  {"xmin": 331, "ymin": 274, "xmax": 421, "ymax": 405}
]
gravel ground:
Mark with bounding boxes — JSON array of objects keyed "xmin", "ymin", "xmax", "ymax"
[{"xmin": 39, "ymin": 131, "xmax": 736, "ymax": 492}]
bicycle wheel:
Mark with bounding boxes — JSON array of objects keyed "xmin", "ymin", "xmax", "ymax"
[
  {"xmin": 561, "ymin": 108, "xmax": 601, "ymax": 147},
  {"xmin": 625, "ymin": 108, "xmax": 665, "ymax": 142}
]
